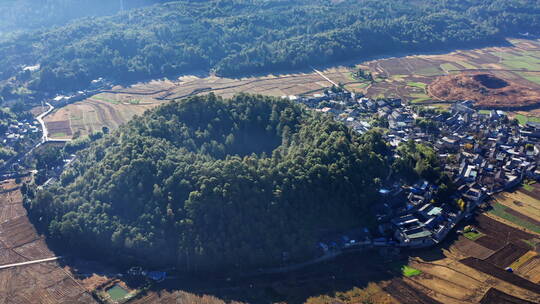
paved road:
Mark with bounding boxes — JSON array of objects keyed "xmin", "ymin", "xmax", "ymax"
[
  {"xmin": 35, "ymin": 102, "xmax": 71, "ymax": 143},
  {"xmin": 36, "ymin": 102, "xmax": 54, "ymax": 142},
  {"xmin": 0, "ymin": 256, "xmax": 62, "ymax": 270}
]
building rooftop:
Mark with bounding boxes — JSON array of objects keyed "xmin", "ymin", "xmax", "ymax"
[
  {"xmin": 405, "ymin": 228, "xmax": 432, "ymax": 239},
  {"xmin": 427, "ymin": 206, "xmax": 443, "ymax": 217}
]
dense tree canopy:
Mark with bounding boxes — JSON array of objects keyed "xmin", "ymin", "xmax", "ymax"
[
  {"xmin": 392, "ymin": 140, "xmax": 441, "ymax": 183},
  {"xmin": 0, "ymin": 0, "xmax": 163, "ymax": 34},
  {"xmin": 1, "ymin": 0, "xmax": 540, "ymax": 99},
  {"xmin": 25, "ymin": 94, "xmax": 389, "ymax": 272}
]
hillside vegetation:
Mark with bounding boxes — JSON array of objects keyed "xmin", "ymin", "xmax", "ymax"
[
  {"xmin": 2, "ymin": 0, "xmax": 540, "ymax": 100},
  {"xmin": 0, "ymin": 0, "xmax": 163, "ymax": 34},
  {"xmin": 24, "ymin": 94, "xmax": 389, "ymax": 271}
]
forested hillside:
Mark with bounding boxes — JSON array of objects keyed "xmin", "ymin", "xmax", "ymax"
[
  {"xmin": 0, "ymin": 0, "xmax": 163, "ymax": 34},
  {"xmin": 24, "ymin": 94, "xmax": 389, "ymax": 271},
  {"xmin": 1, "ymin": 0, "xmax": 540, "ymax": 100}
]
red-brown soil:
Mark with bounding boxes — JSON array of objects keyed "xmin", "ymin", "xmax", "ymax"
[{"xmin": 429, "ymin": 73, "xmax": 540, "ymax": 109}]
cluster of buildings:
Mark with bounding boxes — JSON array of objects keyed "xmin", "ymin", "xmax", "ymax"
[
  {"xmin": 289, "ymin": 91, "xmax": 540, "ymax": 253},
  {"xmin": 385, "ymin": 102, "xmax": 539, "ymax": 247},
  {"xmin": 1, "ymin": 118, "xmax": 40, "ymax": 147},
  {"xmin": 0, "ymin": 117, "xmax": 41, "ymax": 176}
]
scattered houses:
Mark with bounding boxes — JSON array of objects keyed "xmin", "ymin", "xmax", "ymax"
[{"xmin": 296, "ymin": 90, "xmax": 540, "ymax": 252}]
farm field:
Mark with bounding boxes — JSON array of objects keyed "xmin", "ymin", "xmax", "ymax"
[
  {"xmin": 44, "ymin": 71, "xmax": 352, "ymax": 139},
  {"xmin": 488, "ymin": 185, "xmax": 540, "ymax": 235},
  {"xmin": 45, "ymin": 38, "xmax": 540, "ymax": 139},
  {"xmin": 0, "ymin": 179, "xmax": 97, "ymax": 304},
  {"xmin": 360, "ymin": 38, "xmax": 540, "ymax": 107},
  {"xmin": 395, "ymin": 214, "xmax": 540, "ymax": 304},
  {"xmin": 286, "ymin": 213, "xmax": 540, "ymax": 304}
]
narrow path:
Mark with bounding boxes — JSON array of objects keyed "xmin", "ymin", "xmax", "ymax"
[
  {"xmin": 0, "ymin": 256, "xmax": 62, "ymax": 270},
  {"xmin": 312, "ymin": 68, "xmax": 339, "ymax": 87}
]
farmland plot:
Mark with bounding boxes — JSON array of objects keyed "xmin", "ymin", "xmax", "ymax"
[
  {"xmin": 43, "ymin": 39, "xmax": 540, "ymax": 139},
  {"xmin": 0, "ymin": 180, "xmax": 96, "ymax": 304}
]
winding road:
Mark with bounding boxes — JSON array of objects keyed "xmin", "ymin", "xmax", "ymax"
[{"xmin": 36, "ymin": 102, "xmax": 71, "ymax": 143}]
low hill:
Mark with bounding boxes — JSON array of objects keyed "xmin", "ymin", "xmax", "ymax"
[
  {"xmin": 429, "ymin": 73, "xmax": 540, "ymax": 109},
  {"xmin": 24, "ymin": 94, "xmax": 389, "ymax": 272}
]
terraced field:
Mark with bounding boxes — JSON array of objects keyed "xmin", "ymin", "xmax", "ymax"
[
  {"xmin": 0, "ymin": 180, "xmax": 96, "ymax": 304},
  {"xmin": 45, "ymin": 38, "xmax": 540, "ymax": 140}
]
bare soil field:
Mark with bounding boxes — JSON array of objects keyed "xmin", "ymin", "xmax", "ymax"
[
  {"xmin": 480, "ymin": 288, "xmax": 537, "ymax": 304},
  {"xmin": 0, "ymin": 187, "xmax": 25, "ymax": 224},
  {"xmin": 383, "ymin": 278, "xmax": 442, "ymax": 304},
  {"xmin": 130, "ymin": 290, "xmax": 246, "ymax": 304},
  {"xmin": 0, "ymin": 263, "xmax": 96, "ymax": 304},
  {"xmin": 405, "ymin": 261, "xmax": 484, "ymax": 304},
  {"xmin": 460, "ymin": 257, "xmax": 540, "ymax": 295},
  {"xmin": 44, "ymin": 70, "xmax": 347, "ymax": 139},
  {"xmin": 428, "ymin": 72, "xmax": 540, "ymax": 109},
  {"xmin": 450, "ymin": 236, "xmax": 494, "ymax": 259},
  {"xmin": 484, "ymin": 243, "xmax": 529, "ymax": 268},
  {"xmin": 361, "ymin": 38, "xmax": 540, "ymax": 107},
  {"xmin": 45, "ymin": 97, "xmax": 158, "ymax": 138},
  {"xmin": 0, "ymin": 180, "xmax": 96, "ymax": 304},
  {"xmin": 403, "ymin": 255, "xmax": 540, "ymax": 304},
  {"xmin": 474, "ymin": 214, "xmax": 536, "ymax": 250}
]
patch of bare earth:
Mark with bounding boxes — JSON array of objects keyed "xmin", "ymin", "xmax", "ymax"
[{"xmin": 429, "ymin": 73, "xmax": 540, "ymax": 109}]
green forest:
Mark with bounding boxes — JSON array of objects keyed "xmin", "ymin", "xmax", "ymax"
[
  {"xmin": 24, "ymin": 94, "xmax": 390, "ymax": 271},
  {"xmin": 0, "ymin": 0, "xmax": 163, "ymax": 34},
  {"xmin": 1, "ymin": 0, "xmax": 540, "ymax": 100}
]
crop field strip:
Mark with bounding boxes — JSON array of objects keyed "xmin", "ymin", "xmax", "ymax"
[
  {"xmin": 484, "ymin": 243, "xmax": 529, "ymax": 268},
  {"xmin": 485, "ymin": 186, "xmax": 540, "ymax": 237},
  {"xmin": 451, "ymin": 236, "xmax": 495, "ymax": 259},
  {"xmin": 480, "ymin": 288, "xmax": 537, "ymax": 304},
  {"xmin": 361, "ymin": 38, "xmax": 540, "ymax": 105},
  {"xmin": 383, "ymin": 278, "xmax": 442, "ymax": 304},
  {"xmin": 460, "ymin": 257, "xmax": 540, "ymax": 295},
  {"xmin": 488, "ymin": 202, "xmax": 540, "ymax": 234},
  {"xmin": 473, "ymin": 214, "xmax": 537, "ymax": 250},
  {"xmin": 406, "ymin": 258, "xmax": 506, "ymax": 304},
  {"xmin": 43, "ymin": 38, "xmax": 540, "ymax": 140},
  {"xmin": 516, "ymin": 256, "xmax": 540, "ymax": 283},
  {"xmin": 0, "ymin": 181, "xmax": 96, "ymax": 304}
]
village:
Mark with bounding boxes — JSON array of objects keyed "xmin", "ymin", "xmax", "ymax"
[
  {"xmin": 284, "ymin": 88, "xmax": 540, "ymax": 256},
  {"xmin": 0, "ymin": 113, "xmax": 41, "ymax": 177}
]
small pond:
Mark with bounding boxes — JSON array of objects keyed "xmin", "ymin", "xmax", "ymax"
[{"xmin": 107, "ymin": 284, "xmax": 128, "ymax": 301}]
